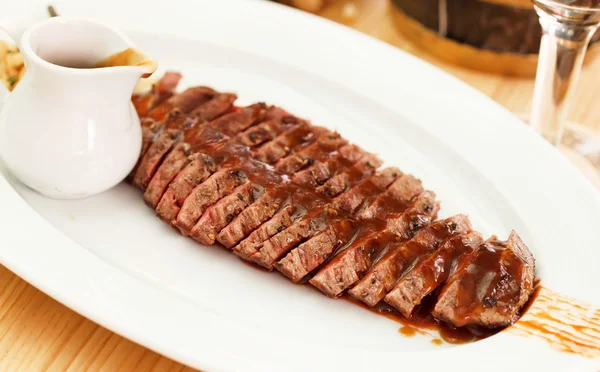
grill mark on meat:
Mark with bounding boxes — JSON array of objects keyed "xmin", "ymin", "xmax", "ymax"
[
  {"xmin": 274, "ymin": 132, "xmax": 347, "ymax": 174},
  {"xmin": 348, "ymin": 210, "xmax": 470, "ymax": 308},
  {"xmin": 248, "ymin": 168, "xmax": 401, "ymax": 269},
  {"xmin": 308, "ymin": 175, "xmax": 426, "ymax": 296},
  {"xmin": 384, "ymin": 231, "xmax": 483, "ymax": 317},
  {"xmin": 432, "ymin": 231, "xmax": 535, "ymax": 328},
  {"xmin": 279, "ymin": 174, "xmax": 424, "ymax": 283}
]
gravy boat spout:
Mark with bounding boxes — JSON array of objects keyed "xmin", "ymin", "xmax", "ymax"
[{"xmin": 0, "ymin": 17, "xmax": 157, "ymax": 199}]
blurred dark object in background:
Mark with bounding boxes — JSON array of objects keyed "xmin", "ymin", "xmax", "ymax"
[
  {"xmin": 390, "ymin": 0, "xmax": 600, "ymax": 77},
  {"xmin": 272, "ymin": 0, "xmax": 600, "ymax": 77}
]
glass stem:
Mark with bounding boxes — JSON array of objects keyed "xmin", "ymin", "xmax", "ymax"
[{"xmin": 530, "ymin": 9, "xmax": 598, "ymax": 146}]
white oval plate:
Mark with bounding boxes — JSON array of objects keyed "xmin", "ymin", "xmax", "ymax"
[{"xmin": 1, "ymin": 1, "xmax": 599, "ymax": 371}]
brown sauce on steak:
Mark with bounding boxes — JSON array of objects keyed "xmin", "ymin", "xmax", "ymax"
[
  {"xmin": 340, "ymin": 295, "xmax": 498, "ymax": 344},
  {"xmin": 132, "ymin": 79, "xmax": 554, "ymax": 352}
]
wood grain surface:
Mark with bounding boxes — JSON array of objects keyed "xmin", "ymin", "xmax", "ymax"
[{"xmin": 1, "ymin": 1, "xmax": 599, "ymax": 371}]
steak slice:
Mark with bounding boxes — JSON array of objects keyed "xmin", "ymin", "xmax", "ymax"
[
  {"xmin": 221, "ymin": 145, "xmax": 364, "ymax": 250},
  {"xmin": 432, "ymin": 231, "xmax": 535, "ymax": 328},
  {"xmin": 331, "ymin": 167, "xmax": 402, "ymax": 214},
  {"xmin": 254, "ymin": 125, "xmax": 326, "ymax": 164},
  {"xmin": 235, "ymin": 115, "xmax": 300, "ymax": 148},
  {"xmin": 152, "ymin": 105, "xmax": 277, "ymax": 223},
  {"xmin": 357, "ymin": 174, "xmax": 424, "ymax": 219},
  {"xmin": 232, "ymin": 189, "xmax": 318, "ymax": 260},
  {"xmin": 279, "ymin": 174, "xmax": 423, "ymax": 283},
  {"xmin": 218, "ymin": 183, "xmax": 295, "ymax": 248},
  {"xmin": 315, "ymin": 153, "xmax": 382, "ymax": 198},
  {"xmin": 155, "ymin": 152, "xmax": 219, "ymax": 224},
  {"xmin": 249, "ymin": 168, "xmax": 401, "ymax": 269},
  {"xmin": 308, "ymin": 176, "xmax": 426, "ymax": 296},
  {"xmin": 274, "ymin": 132, "xmax": 347, "ymax": 174},
  {"xmin": 249, "ymin": 211, "xmax": 330, "ymax": 269},
  {"xmin": 190, "ymin": 93, "xmax": 237, "ymax": 122},
  {"xmin": 384, "ymin": 231, "xmax": 483, "ymax": 317},
  {"xmin": 145, "ymin": 86, "xmax": 218, "ymax": 122},
  {"xmin": 133, "ymin": 91, "xmax": 232, "ymax": 190},
  {"xmin": 292, "ymin": 144, "xmax": 366, "ymax": 187},
  {"xmin": 144, "ymin": 106, "xmax": 283, "ymax": 209},
  {"xmin": 176, "ymin": 167, "xmax": 250, "ymax": 235},
  {"xmin": 133, "ymin": 129, "xmax": 182, "ymax": 190},
  {"xmin": 348, "ymin": 211, "xmax": 468, "ymax": 307},
  {"xmin": 132, "ymin": 71, "xmax": 182, "ymax": 117},
  {"xmin": 277, "ymin": 219, "xmax": 377, "ymax": 283},
  {"xmin": 190, "ymin": 182, "xmax": 267, "ymax": 245}
]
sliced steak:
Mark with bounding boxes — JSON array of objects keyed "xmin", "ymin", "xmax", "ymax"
[
  {"xmin": 235, "ymin": 115, "xmax": 298, "ymax": 148},
  {"xmin": 277, "ymin": 219, "xmax": 381, "ymax": 283},
  {"xmin": 132, "ymin": 71, "xmax": 182, "ymax": 117},
  {"xmin": 145, "ymin": 86, "xmax": 218, "ymax": 122},
  {"xmin": 133, "ymin": 90, "xmax": 231, "ymax": 190},
  {"xmin": 190, "ymin": 93, "xmax": 237, "ymax": 122},
  {"xmin": 358, "ymin": 174, "xmax": 424, "ymax": 219},
  {"xmin": 348, "ymin": 211, "xmax": 468, "ymax": 307},
  {"xmin": 144, "ymin": 141, "xmax": 191, "ymax": 208},
  {"xmin": 144, "ymin": 106, "xmax": 284, "ymax": 209},
  {"xmin": 254, "ymin": 125, "xmax": 326, "ymax": 164},
  {"xmin": 316, "ymin": 154, "xmax": 383, "ymax": 198},
  {"xmin": 176, "ymin": 167, "xmax": 250, "ymax": 235},
  {"xmin": 249, "ymin": 211, "xmax": 330, "ymax": 269},
  {"xmin": 155, "ymin": 152, "xmax": 218, "ymax": 224},
  {"xmin": 220, "ymin": 144, "xmax": 363, "ymax": 250},
  {"xmin": 218, "ymin": 183, "xmax": 295, "ymax": 248},
  {"xmin": 331, "ymin": 167, "xmax": 402, "ymax": 214},
  {"xmin": 190, "ymin": 182, "xmax": 267, "ymax": 245},
  {"xmin": 432, "ymin": 231, "xmax": 535, "ymax": 328},
  {"xmin": 309, "ymin": 176, "xmax": 426, "ymax": 296},
  {"xmin": 133, "ymin": 129, "xmax": 182, "ymax": 190},
  {"xmin": 384, "ymin": 231, "xmax": 483, "ymax": 317},
  {"xmin": 279, "ymin": 174, "xmax": 423, "ymax": 283},
  {"xmin": 274, "ymin": 132, "xmax": 347, "ymax": 174},
  {"xmin": 152, "ymin": 104, "xmax": 275, "ymax": 223},
  {"xmin": 232, "ymin": 191, "xmax": 317, "ymax": 260},
  {"xmin": 249, "ymin": 168, "xmax": 400, "ymax": 269},
  {"xmin": 292, "ymin": 144, "xmax": 366, "ymax": 188}
]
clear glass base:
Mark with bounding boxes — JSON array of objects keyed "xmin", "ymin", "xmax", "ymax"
[{"xmin": 518, "ymin": 113, "xmax": 600, "ymax": 189}]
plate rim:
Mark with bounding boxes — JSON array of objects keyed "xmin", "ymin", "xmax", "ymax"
[{"xmin": 0, "ymin": 0, "xmax": 599, "ymax": 371}]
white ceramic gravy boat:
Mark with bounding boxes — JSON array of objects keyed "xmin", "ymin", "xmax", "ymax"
[{"xmin": 0, "ymin": 17, "xmax": 156, "ymax": 199}]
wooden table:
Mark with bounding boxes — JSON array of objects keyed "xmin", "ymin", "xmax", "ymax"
[{"xmin": 1, "ymin": 1, "xmax": 599, "ymax": 370}]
